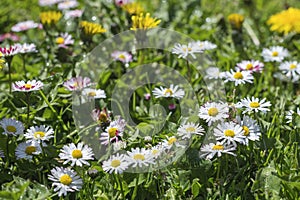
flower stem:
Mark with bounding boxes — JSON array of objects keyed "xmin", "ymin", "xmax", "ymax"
[
  {"xmin": 23, "ymin": 54, "xmax": 27, "ymax": 78},
  {"xmin": 5, "ymin": 135, "xmax": 10, "ymax": 168},
  {"xmin": 117, "ymin": 174, "xmax": 125, "ymax": 200},
  {"xmin": 186, "ymin": 59, "xmax": 191, "ymax": 82},
  {"xmin": 26, "ymin": 92, "xmax": 31, "ymax": 126},
  {"xmin": 7, "ymin": 58, "xmax": 13, "ymax": 93},
  {"xmin": 131, "ymin": 174, "xmax": 139, "ymax": 200}
]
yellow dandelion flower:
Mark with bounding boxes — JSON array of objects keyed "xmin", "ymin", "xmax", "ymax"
[
  {"xmin": 228, "ymin": 13, "xmax": 244, "ymax": 29},
  {"xmin": 122, "ymin": 2, "xmax": 144, "ymax": 15},
  {"xmin": 80, "ymin": 21, "xmax": 106, "ymax": 36},
  {"xmin": 40, "ymin": 11, "xmax": 62, "ymax": 25},
  {"xmin": 267, "ymin": 7, "xmax": 300, "ymax": 35},
  {"xmin": 131, "ymin": 13, "xmax": 161, "ymax": 30}
]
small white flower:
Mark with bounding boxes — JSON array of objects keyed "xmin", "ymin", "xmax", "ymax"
[
  {"xmin": 59, "ymin": 142, "xmax": 94, "ymax": 167},
  {"xmin": 224, "ymin": 69, "xmax": 254, "ymax": 86},
  {"xmin": 56, "ymin": 33, "xmax": 74, "ymax": 48},
  {"xmin": 177, "ymin": 122, "xmax": 204, "ymax": 139},
  {"xmin": 126, "ymin": 147, "xmax": 155, "ymax": 168},
  {"xmin": 236, "ymin": 60, "xmax": 264, "ymax": 73},
  {"xmin": 214, "ymin": 121, "xmax": 246, "ymax": 146},
  {"xmin": 24, "ymin": 125, "xmax": 54, "ymax": 145},
  {"xmin": 286, "ymin": 107, "xmax": 300, "ymax": 123},
  {"xmin": 18, "ymin": 43, "xmax": 38, "ymax": 54},
  {"xmin": 111, "ymin": 50, "xmax": 133, "ymax": 64},
  {"xmin": 172, "ymin": 42, "xmax": 202, "ymax": 59},
  {"xmin": 64, "ymin": 9, "xmax": 83, "ymax": 19},
  {"xmin": 0, "ymin": 118, "xmax": 24, "ymax": 136},
  {"xmin": 0, "ymin": 45, "xmax": 21, "ymax": 57},
  {"xmin": 205, "ymin": 67, "xmax": 226, "ymax": 79},
  {"xmin": 152, "ymin": 84, "xmax": 185, "ymax": 99},
  {"xmin": 279, "ymin": 61, "xmax": 300, "ymax": 81},
  {"xmin": 193, "ymin": 40, "xmax": 217, "ymax": 51},
  {"xmin": 100, "ymin": 118, "xmax": 126, "ymax": 145},
  {"xmin": 63, "ymin": 76, "xmax": 91, "ymax": 91},
  {"xmin": 161, "ymin": 136, "xmax": 184, "ymax": 150},
  {"xmin": 82, "ymin": 88, "xmax": 106, "ymax": 99},
  {"xmin": 198, "ymin": 102, "xmax": 229, "ymax": 125},
  {"xmin": 11, "ymin": 20, "xmax": 39, "ymax": 32},
  {"xmin": 102, "ymin": 153, "xmax": 130, "ymax": 174},
  {"xmin": 262, "ymin": 46, "xmax": 289, "ymax": 62},
  {"xmin": 200, "ymin": 142, "xmax": 236, "ymax": 160},
  {"xmin": 15, "ymin": 142, "xmax": 42, "ymax": 160},
  {"xmin": 48, "ymin": 167, "xmax": 83, "ymax": 197},
  {"xmin": 58, "ymin": 0, "xmax": 78, "ymax": 10},
  {"xmin": 12, "ymin": 80, "xmax": 43, "ymax": 92},
  {"xmin": 149, "ymin": 144, "xmax": 164, "ymax": 158},
  {"xmin": 236, "ymin": 97, "xmax": 271, "ymax": 114},
  {"xmin": 112, "ymin": 141, "xmax": 127, "ymax": 152},
  {"xmin": 235, "ymin": 115, "xmax": 261, "ymax": 145}
]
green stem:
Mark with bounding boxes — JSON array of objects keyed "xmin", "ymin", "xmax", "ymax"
[
  {"xmin": 23, "ymin": 54, "xmax": 27, "ymax": 78},
  {"xmin": 39, "ymin": 90, "xmax": 68, "ymax": 131},
  {"xmin": 5, "ymin": 135, "xmax": 10, "ymax": 168},
  {"xmin": 186, "ymin": 59, "xmax": 191, "ymax": 82},
  {"xmin": 26, "ymin": 92, "xmax": 31, "ymax": 126},
  {"xmin": 117, "ymin": 174, "xmax": 125, "ymax": 200},
  {"xmin": 131, "ymin": 174, "xmax": 139, "ymax": 200},
  {"xmin": 7, "ymin": 58, "xmax": 13, "ymax": 93}
]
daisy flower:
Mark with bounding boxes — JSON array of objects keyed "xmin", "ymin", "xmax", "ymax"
[
  {"xmin": 12, "ymin": 80, "xmax": 43, "ymax": 92},
  {"xmin": 193, "ymin": 40, "xmax": 217, "ymax": 51},
  {"xmin": 172, "ymin": 42, "xmax": 202, "ymax": 59},
  {"xmin": 235, "ymin": 115, "xmax": 261, "ymax": 145},
  {"xmin": 126, "ymin": 147, "xmax": 155, "ymax": 168},
  {"xmin": 279, "ymin": 61, "xmax": 300, "ymax": 81},
  {"xmin": 115, "ymin": 0, "xmax": 130, "ymax": 6},
  {"xmin": 152, "ymin": 84, "xmax": 185, "ymax": 99},
  {"xmin": 262, "ymin": 46, "xmax": 289, "ymax": 62},
  {"xmin": 24, "ymin": 125, "xmax": 54, "ymax": 145},
  {"xmin": 11, "ymin": 20, "xmax": 39, "ymax": 32},
  {"xmin": 236, "ymin": 60, "xmax": 264, "ymax": 73},
  {"xmin": 199, "ymin": 142, "xmax": 236, "ymax": 160},
  {"xmin": 82, "ymin": 88, "xmax": 106, "ymax": 99},
  {"xmin": 286, "ymin": 107, "xmax": 300, "ymax": 123},
  {"xmin": 102, "ymin": 153, "xmax": 130, "ymax": 174},
  {"xmin": 48, "ymin": 167, "xmax": 83, "ymax": 197},
  {"xmin": 63, "ymin": 76, "xmax": 91, "ymax": 91},
  {"xmin": 161, "ymin": 136, "xmax": 184, "ymax": 150},
  {"xmin": 100, "ymin": 118, "xmax": 126, "ymax": 145},
  {"xmin": 56, "ymin": 33, "xmax": 74, "ymax": 48},
  {"xmin": 0, "ymin": 118, "xmax": 24, "ymax": 136},
  {"xmin": 112, "ymin": 141, "xmax": 127, "ymax": 152},
  {"xmin": 213, "ymin": 122, "xmax": 246, "ymax": 146},
  {"xmin": 236, "ymin": 97, "xmax": 271, "ymax": 114},
  {"xmin": 149, "ymin": 144, "xmax": 164, "ymax": 158},
  {"xmin": 58, "ymin": 0, "xmax": 78, "ymax": 10},
  {"xmin": 205, "ymin": 67, "xmax": 226, "ymax": 79},
  {"xmin": 111, "ymin": 50, "xmax": 133, "ymax": 65},
  {"xmin": 18, "ymin": 43, "xmax": 38, "ymax": 54},
  {"xmin": 177, "ymin": 122, "xmax": 204, "ymax": 139},
  {"xmin": 224, "ymin": 69, "xmax": 254, "ymax": 86},
  {"xmin": 15, "ymin": 142, "xmax": 42, "ymax": 160},
  {"xmin": 198, "ymin": 102, "xmax": 229, "ymax": 125},
  {"xmin": 59, "ymin": 142, "xmax": 94, "ymax": 167},
  {"xmin": 0, "ymin": 45, "xmax": 21, "ymax": 57},
  {"xmin": 64, "ymin": 9, "xmax": 83, "ymax": 19}
]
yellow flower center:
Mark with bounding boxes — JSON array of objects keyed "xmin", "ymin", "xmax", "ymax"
[
  {"xmin": 99, "ymin": 112, "xmax": 107, "ymax": 122},
  {"xmin": 233, "ymin": 72, "xmax": 243, "ymax": 79},
  {"xmin": 111, "ymin": 159, "xmax": 121, "ymax": 167},
  {"xmin": 108, "ymin": 127, "xmax": 118, "ymax": 138},
  {"xmin": 290, "ymin": 64, "xmax": 297, "ymax": 69},
  {"xmin": 118, "ymin": 54, "xmax": 126, "ymax": 60},
  {"xmin": 208, "ymin": 107, "xmax": 219, "ymax": 116},
  {"xmin": 34, "ymin": 131, "xmax": 45, "ymax": 138},
  {"xmin": 72, "ymin": 149, "xmax": 83, "ymax": 159},
  {"xmin": 272, "ymin": 51, "xmax": 278, "ymax": 57},
  {"xmin": 24, "ymin": 84, "xmax": 32, "ymax": 89},
  {"xmin": 59, "ymin": 174, "xmax": 72, "ymax": 185},
  {"xmin": 212, "ymin": 144, "xmax": 224, "ymax": 150},
  {"xmin": 183, "ymin": 47, "xmax": 192, "ymax": 52},
  {"xmin": 250, "ymin": 102, "xmax": 260, "ymax": 108},
  {"xmin": 224, "ymin": 129, "xmax": 235, "ymax": 137},
  {"xmin": 88, "ymin": 91, "xmax": 96, "ymax": 97},
  {"xmin": 56, "ymin": 37, "xmax": 65, "ymax": 45},
  {"xmin": 152, "ymin": 149, "xmax": 159, "ymax": 155},
  {"xmin": 168, "ymin": 137, "xmax": 177, "ymax": 145},
  {"xmin": 25, "ymin": 146, "xmax": 36, "ymax": 155},
  {"xmin": 164, "ymin": 88, "xmax": 173, "ymax": 95},
  {"xmin": 246, "ymin": 63, "xmax": 253, "ymax": 70},
  {"xmin": 186, "ymin": 127, "xmax": 196, "ymax": 132},
  {"xmin": 6, "ymin": 125, "xmax": 17, "ymax": 133},
  {"xmin": 133, "ymin": 153, "xmax": 145, "ymax": 161},
  {"xmin": 243, "ymin": 126, "xmax": 250, "ymax": 136}
]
